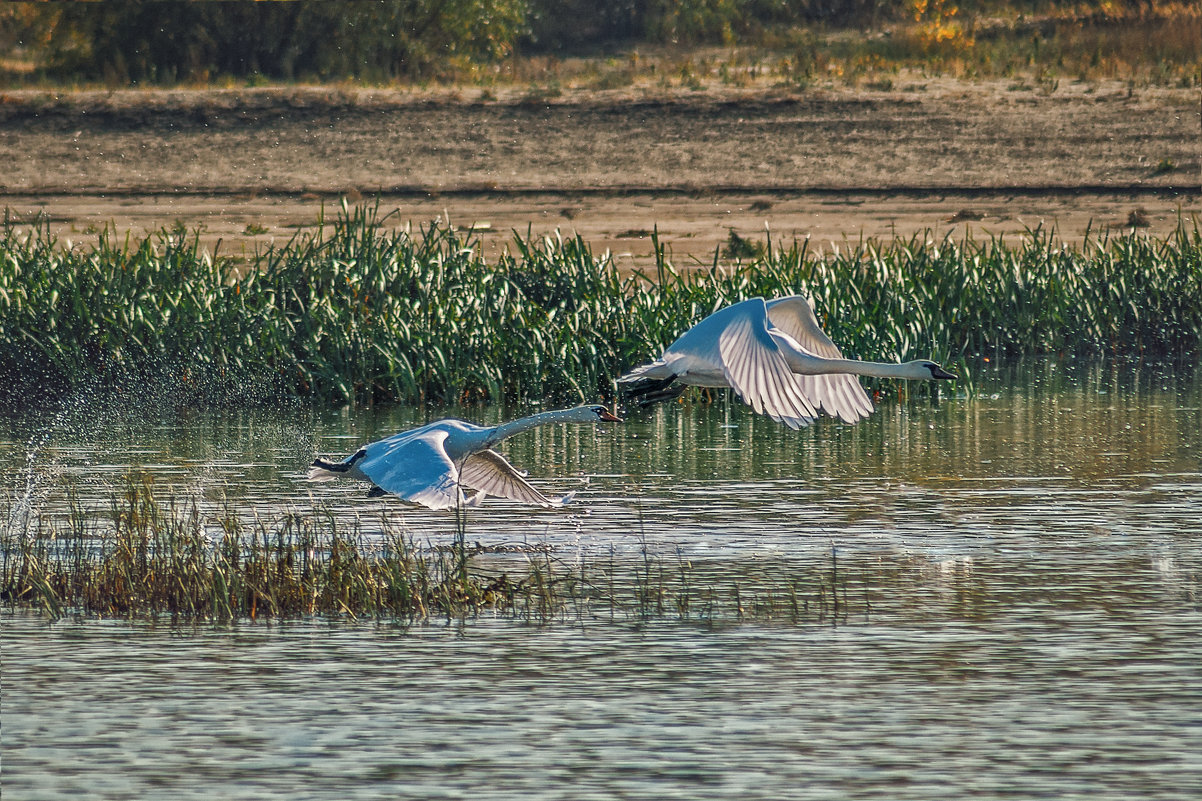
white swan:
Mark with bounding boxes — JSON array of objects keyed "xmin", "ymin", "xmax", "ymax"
[
  {"xmin": 619, "ymin": 296, "xmax": 957, "ymax": 429},
  {"xmin": 308, "ymin": 404, "xmax": 622, "ymax": 510}
]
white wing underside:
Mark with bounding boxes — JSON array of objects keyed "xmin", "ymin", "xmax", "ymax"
[
  {"xmin": 459, "ymin": 450, "xmax": 564, "ymax": 508},
  {"xmin": 717, "ymin": 310, "xmax": 820, "ymax": 430},
  {"xmin": 764, "ymin": 296, "xmax": 875, "ymax": 424}
]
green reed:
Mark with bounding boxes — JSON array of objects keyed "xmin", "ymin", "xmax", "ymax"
[
  {"xmin": 2, "ymin": 475, "xmax": 530, "ymax": 622},
  {"xmin": 0, "ymin": 474, "xmax": 860, "ymax": 625},
  {"xmin": 2, "ymin": 204, "xmax": 1198, "ymax": 410}
]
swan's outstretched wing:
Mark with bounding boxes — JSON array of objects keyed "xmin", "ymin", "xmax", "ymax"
[
  {"xmin": 458, "ymin": 450, "xmax": 562, "ymax": 507},
  {"xmin": 765, "ymin": 296, "xmax": 874, "ymax": 424},
  {"xmin": 717, "ymin": 300, "xmax": 819, "ymax": 429},
  {"xmin": 358, "ymin": 429, "xmax": 462, "ymax": 510},
  {"xmin": 764, "ymin": 295, "xmax": 844, "ymax": 357}
]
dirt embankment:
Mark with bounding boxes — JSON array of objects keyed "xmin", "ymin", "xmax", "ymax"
[{"xmin": 1, "ymin": 81, "xmax": 1197, "ymax": 265}]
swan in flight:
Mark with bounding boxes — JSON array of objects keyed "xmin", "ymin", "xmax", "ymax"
[
  {"xmin": 308, "ymin": 404, "xmax": 622, "ymax": 510},
  {"xmin": 619, "ymin": 296, "xmax": 957, "ymax": 429}
]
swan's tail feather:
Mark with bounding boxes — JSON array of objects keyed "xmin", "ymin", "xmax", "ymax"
[
  {"xmin": 617, "ymin": 361, "xmax": 660, "ymax": 383},
  {"xmin": 307, "ymin": 448, "xmax": 366, "ymax": 481},
  {"xmin": 307, "ymin": 459, "xmax": 343, "ymax": 481}
]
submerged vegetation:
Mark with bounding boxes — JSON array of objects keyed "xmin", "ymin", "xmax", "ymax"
[
  {"xmin": 1, "ymin": 204, "xmax": 1199, "ymax": 409},
  {"xmin": 2, "ymin": 475, "xmax": 860, "ymax": 625}
]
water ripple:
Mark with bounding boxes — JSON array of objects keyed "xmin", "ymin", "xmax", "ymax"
[{"xmin": 3, "ymin": 362, "xmax": 1202, "ymax": 799}]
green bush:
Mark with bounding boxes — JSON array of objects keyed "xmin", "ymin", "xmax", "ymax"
[{"xmin": 18, "ymin": 0, "xmax": 529, "ymax": 83}]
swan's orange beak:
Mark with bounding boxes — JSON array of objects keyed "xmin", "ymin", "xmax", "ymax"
[{"xmin": 599, "ymin": 408, "xmax": 623, "ymax": 422}]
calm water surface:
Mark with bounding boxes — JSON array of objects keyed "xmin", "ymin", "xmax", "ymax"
[{"xmin": 3, "ymin": 360, "xmax": 1201, "ymax": 800}]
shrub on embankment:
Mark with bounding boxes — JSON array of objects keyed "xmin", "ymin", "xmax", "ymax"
[{"xmin": 1, "ymin": 204, "xmax": 1199, "ymax": 410}]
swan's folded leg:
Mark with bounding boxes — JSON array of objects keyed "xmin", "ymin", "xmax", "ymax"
[
  {"xmin": 635, "ymin": 384, "xmax": 687, "ymax": 406},
  {"xmin": 307, "ymin": 458, "xmax": 350, "ymax": 480},
  {"xmin": 621, "ymin": 376, "xmax": 686, "ymax": 406}
]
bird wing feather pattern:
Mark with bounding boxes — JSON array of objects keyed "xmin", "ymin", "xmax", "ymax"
[
  {"xmin": 765, "ymin": 296, "xmax": 874, "ymax": 424},
  {"xmin": 717, "ymin": 301, "xmax": 819, "ymax": 429},
  {"xmin": 359, "ymin": 430, "xmax": 463, "ymax": 510},
  {"xmin": 764, "ymin": 295, "xmax": 843, "ymax": 358},
  {"xmin": 458, "ymin": 450, "xmax": 559, "ymax": 507}
]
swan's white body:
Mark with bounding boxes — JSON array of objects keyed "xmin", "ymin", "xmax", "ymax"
[
  {"xmin": 308, "ymin": 405, "xmax": 621, "ymax": 510},
  {"xmin": 619, "ymin": 296, "xmax": 956, "ymax": 429}
]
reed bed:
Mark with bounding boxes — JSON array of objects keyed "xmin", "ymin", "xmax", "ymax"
[
  {"xmin": 1, "ymin": 475, "xmax": 859, "ymax": 625},
  {"xmin": 2, "ymin": 204, "xmax": 1199, "ymax": 410}
]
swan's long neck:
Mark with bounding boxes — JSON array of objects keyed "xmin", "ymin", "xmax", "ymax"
[
  {"xmin": 484, "ymin": 408, "xmax": 583, "ymax": 447},
  {"xmin": 784, "ymin": 351, "xmax": 915, "ymax": 379}
]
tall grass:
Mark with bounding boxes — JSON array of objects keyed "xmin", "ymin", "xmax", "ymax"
[
  {"xmin": 1, "ymin": 479, "xmax": 500, "ymax": 623},
  {"xmin": 1, "ymin": 204, "xmax": 1199, "ymax": 410},
  {"xmin": 1, "ymin": 474, "xmax": 861, "ymax": 625}
]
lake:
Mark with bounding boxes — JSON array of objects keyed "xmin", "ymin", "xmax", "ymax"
[{"xmin": 3, "ymin": 359, "xmax": 1200, "ymax": 799}]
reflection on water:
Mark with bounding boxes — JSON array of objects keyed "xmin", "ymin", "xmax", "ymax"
[
  {"xmin": 4, "ymin": 360, "xmax": 1200, "ymax": 557},
  {"xmin": 3, "ymin": 359, "xmax": 1201, "ymax": 800}
]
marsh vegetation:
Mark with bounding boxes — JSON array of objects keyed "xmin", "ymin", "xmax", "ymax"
[
  {"xmin": 2, "ymin": 205, "xmax": 1199, "ymax": 410},
  {"xmin": 2, "ymin": 473, "xmax": 866, "ymax": 625}
]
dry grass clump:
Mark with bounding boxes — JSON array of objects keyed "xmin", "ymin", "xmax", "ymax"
[
  {"xmin": 2, "ymin": 474, "xmax": 860, "ymax": 626},
  {"xmin": 2, "ymin": 475, "xmax": 499, "ymax": 622}
]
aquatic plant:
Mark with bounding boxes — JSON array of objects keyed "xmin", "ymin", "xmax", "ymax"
[
  {"xmin": 1, "ymin": 205, "xmax": 1199, "ymax": 411},
  {"xmin": 0, "ymin": 474, "xmax": 859, "ymax": 625}
]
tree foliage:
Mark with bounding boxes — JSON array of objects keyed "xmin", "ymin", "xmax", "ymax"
[
  {"xmin": 0, "ymin": 1, "xmax": 1184, "ymax": 84},
  {"xmin": 19, "ymin": 0, "xmax": 529, "ymax": 83}
]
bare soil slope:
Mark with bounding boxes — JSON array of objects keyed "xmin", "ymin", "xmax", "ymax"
[{"xmin": 2, "ymin": 81, "xmax": 1197, "ymax": 265}]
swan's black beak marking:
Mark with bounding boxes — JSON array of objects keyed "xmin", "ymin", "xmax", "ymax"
[
  {"xmin": 598, "ymin": 408, "xmax": 623, "ymax": 423},
  {"xmin": 929, "ymin": 365, "xmax": 958, "ymax": 380}
]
